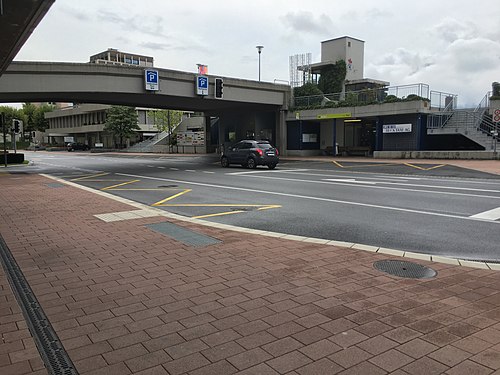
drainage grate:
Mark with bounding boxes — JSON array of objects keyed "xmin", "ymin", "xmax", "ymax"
[
  {"xmin": 158, "ymin": 185, "xmax": 178, "ymax": 188},
  {"xmin": 373, "ymin": 259, "xmax": 437, "ymax": 279},
  {"xmin": 0, "ymin": 235, "xmax": 78, "ymax": 375},
  {"xmin": 145, "ymin": 222, "xmax": 221, "ymax": 247}
]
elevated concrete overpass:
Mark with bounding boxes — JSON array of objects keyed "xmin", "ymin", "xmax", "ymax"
[
  {"xmin": 0, "ymin": 61, "xmax": 291, "ymax": 112},
  {"xmin": 0, "ymin": 61, "xmax": 291, "ymax": 152}
]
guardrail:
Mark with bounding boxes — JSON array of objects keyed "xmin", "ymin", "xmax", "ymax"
[{"xmin": 292, "ymin": 83, "xmax": 456, "ymax": 110}]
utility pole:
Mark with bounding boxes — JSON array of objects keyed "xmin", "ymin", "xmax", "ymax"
[{"xmin": 1, "ymin": 113, "xmax": 7, "ymax": 167}]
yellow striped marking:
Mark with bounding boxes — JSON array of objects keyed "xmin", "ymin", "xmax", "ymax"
[
  {"xmin": 101, "ymin": 179, "xmax": 140, "ymax": 191},
  {"xmin": 71, "ymin": 172, "xmax": 109, "ymax": 181},
  {"xmin": 332, "ymin": 161, "xmax": 396, "ymax": 168},
  {"xmin": 151, "ymin": 189, "xmax": 192, "ymax": 206},
  {"xmin": 192, "ymin": 211, "xmax": 246, "ymax": 219},
  {"xmin": 404, "ymin": 163, "xmax": 445, "ymax": 171}
]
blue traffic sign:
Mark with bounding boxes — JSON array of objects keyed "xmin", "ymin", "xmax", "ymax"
[
  {"xmin": 145, "ymin": 69, "xmax": 159, "ymax": 91},
  {"xmin": 196, "ymin": 75, "xmax": 208, "ymax": 96}
]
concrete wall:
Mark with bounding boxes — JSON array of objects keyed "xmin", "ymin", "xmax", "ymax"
[{"xmin": 374, "ymin": 151, "xmax": 500, "ymax": 160}]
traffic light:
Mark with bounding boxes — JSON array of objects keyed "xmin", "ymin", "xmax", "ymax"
[
  {"xmin": 215, "ymin": 78, "xmax": 223, "ymax": 99},
  {"xmin": 13, "ymin": 120, "xmax": 20, "ymax": 134}
]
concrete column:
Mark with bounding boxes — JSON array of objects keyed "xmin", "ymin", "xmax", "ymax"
[
  {"xmin": 416, "ymin": 114, "xmax": 425, "ymax": 151},
  {"xmin": 333, "ymin": 119, "xmax": 337, "ymax": 156},
  {"xmin": 277, "ymin": 110, "xmax": 287, "ymax": 155},
  {"xmin": 375, "ymin": 117, "xmax": 383, "ymax": 151}
]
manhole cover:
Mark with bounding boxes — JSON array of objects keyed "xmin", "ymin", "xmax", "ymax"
[{"xmin": 373, "ymin": 259, "xmax": 437, "ymax": 279}]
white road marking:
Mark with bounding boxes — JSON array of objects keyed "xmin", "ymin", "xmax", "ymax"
[
  {"xmin": 116, "ymin": 172, "xmax": 500, "ymax": 224},
  {"xmin": 281, "ymin": 170, "xmax": 500, "ymax": 192},
  {"xmin": 158, "ymin": 167, "xmax": 166, "ymax": 169},
  {"xmin": 239, "ymin": 174, "xmax": 500, "ymax": 200},
  {"xmin": 170, "ymin": 168, "xmax": 179, "ymax": 171},
  {"xmin": 470, "ymin": 207, "xmax": 500, "ymax": 221},
  {"xmin": 325, "ymin": 178, "xmax": 376, "ymax": 185},
  {"xmin": 185, "ymin": 170, "xmax": 196, "ymax": 172},
  {"xmin": 203, "ymin": 171, "xmax": 215, "ymax": 174},
  {"xmin": 227, "ymin": 169, "xmax": 310, "ymax": 176}
]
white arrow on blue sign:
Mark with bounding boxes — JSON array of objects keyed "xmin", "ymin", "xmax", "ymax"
[
  {"xmin": 196, "ymin": 75, "xmax": 208, "ymax": 96},
  {"xmin": 145, "ymin": 69, "xmax": 159, "ymax": 91}
]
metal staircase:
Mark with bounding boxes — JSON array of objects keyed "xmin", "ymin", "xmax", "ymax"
[{"xmin": 427, "ymin": 94, "xmax": 499, "ymax": 150}]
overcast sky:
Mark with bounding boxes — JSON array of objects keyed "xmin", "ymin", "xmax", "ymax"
[{"xmin": 12, "ymin": 0, "xmax": 500, "ymax": 107}]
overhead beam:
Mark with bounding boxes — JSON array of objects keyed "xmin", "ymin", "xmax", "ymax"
[{"xmin": 0, "ymin": 0, "xmax": 55, "ymax": 76}]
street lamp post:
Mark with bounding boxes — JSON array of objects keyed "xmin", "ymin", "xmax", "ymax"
[{"xmin": 256, "ymin": 45, "xmax": 263, "ymax": 81}]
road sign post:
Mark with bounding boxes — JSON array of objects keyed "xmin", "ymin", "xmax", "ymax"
[
  {"xmin": 493, "ymin": 109, "xmax": 500, "ymax": 124},
  {"xmin": 144, "ymin": 69, "xmax": 159, "ymax": 91}
]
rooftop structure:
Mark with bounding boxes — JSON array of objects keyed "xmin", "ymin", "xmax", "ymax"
[{"xmin": 89, "ymin": 48, "xmax": 154, "ymax": 67}]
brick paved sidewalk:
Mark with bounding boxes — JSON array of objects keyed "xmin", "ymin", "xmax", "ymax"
[{"xmin": 2, "ymin": 173, "xmax": 500, "ymax": 374}]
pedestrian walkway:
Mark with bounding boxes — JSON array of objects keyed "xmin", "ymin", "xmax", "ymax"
[{"xmin": 2, "ymin": 172, "xmax": 500, "ymax": 374}]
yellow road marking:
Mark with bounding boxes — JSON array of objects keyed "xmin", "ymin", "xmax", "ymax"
[
  {"xmin": 257, "ymin": 205, "xmax": 281, "ymax": 211},
  {"xmin": 107, "ymin": 188, "xmax": 186, "ymax": 191},
  {"xmin": 425, "ymin": 164, "xmax": 446, "ymax": 171},
  {"xmin": 404, "ymin": 163, "xmax": 445, "ymax": 171},
  {"xmin": 151, "ymin": 189, "xmax": 192, "ymax": 206},
  {"xmin": 192, "ymin": 211, "xmax": 246, "ymax": 219},
  {"xmin": 332, "ymin": 161, "xmax": 397, "ymax": 168},
  {"xmin": 156, "ymin": 203, "xmax": 278, "ymax": 207},
  {"xmin": 101, "ymin": 179, "xmax": 140, "ymax": 190},
  {"xmin": 71, "ymin": 172, "xmax": 109, "ymax": 181}
]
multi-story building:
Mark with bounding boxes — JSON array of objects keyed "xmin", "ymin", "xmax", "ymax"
[
  {"xmin": 89, "ymin": 48, "xmax": 154, "ymax": 67},
  {"xmin": 44, "ymin": 104, "xmax": 164, "ymax": 148}
]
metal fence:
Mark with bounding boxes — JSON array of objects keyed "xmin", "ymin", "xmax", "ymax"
[{"xmin": 292, "ymin": 83, "xmax": 457, "ymax": 110}]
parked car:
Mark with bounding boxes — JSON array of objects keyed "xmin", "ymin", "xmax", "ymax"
[
  {"xmin": 67, "ymin": 142, "xmax": 90, "ymax": 151},
  {"xmin": 221, "ymin": 140, "xmax": 279, "ymax": 169}
]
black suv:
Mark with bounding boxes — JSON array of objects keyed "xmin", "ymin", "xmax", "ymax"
[
  {"xmin": 67, "ymin": 142, "xmax": 90, "ymax": 151},
  {"xmin": 221, "ymin": 140, "xmax": 279, "ymax": 169}
]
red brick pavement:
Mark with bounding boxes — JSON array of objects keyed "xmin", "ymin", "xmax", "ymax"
[{"xmin": 1, "ymin": 173, "xmax": 500, "ymax": 374}]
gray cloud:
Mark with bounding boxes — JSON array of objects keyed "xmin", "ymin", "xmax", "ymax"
[
  {"xmin": 97, "ymin": 9, "xmax": 165, "ymax": 37},
  {"xmin": 281, "ymin": 11, "xmax": 334, "ymax": 35},
  {"xmin": 139, "ymin": 42, "xmax": 172, "ymax": 51},
  {"xmin": 373, "ymin": 48, "xmax": 434, "ymax": 76},
  {"xmin": 431, "ymin": 17, "xmax": 478, "ymax": 43},
  {"xmin": 59, "ymin": 5, "xmax": 92, "ymax": 21}
]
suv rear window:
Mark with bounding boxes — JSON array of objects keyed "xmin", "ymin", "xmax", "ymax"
[{"xmin": 257, "ymin": 142, "xmax": 273, "ymax": 149}]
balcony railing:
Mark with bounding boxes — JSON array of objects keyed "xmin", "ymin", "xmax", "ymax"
[{"xmin": 292, "ymin": 83, "xmax": 457, "ymax": 111}]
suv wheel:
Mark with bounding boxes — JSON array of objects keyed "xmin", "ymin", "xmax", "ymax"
[
  {"xmin": 247, "ymin": 157, "xmax": 257, "ymax": 169},
  {"xmin": 221, "ymin": 156, "xmax": 229, "ymax": 167},
  {"xmin": 268, "ymin": 163, "xmax": 276, "ymax": 170}
]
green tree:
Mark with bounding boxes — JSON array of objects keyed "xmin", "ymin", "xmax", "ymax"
[
  {"xmin": 0, "ymin": 106, "xmax": 22, "ymax": 127},
  {"xmin": 147, "ymin": 109, "xmax": 183, "ymax": 152},
  {"xmin": 32, "ymin": 103, "xmax": 54, "ymax": 132},
  {"xmin": 318, "ymin": 59, "xmax": 347, "ymax": 94},
  {"xmin": 21, "ymin": 103, "xmax": 36, "ymax": 136},
  {"xmin": 293, "ymin": 82, "xmax": 323, "ymax": 97},
  {"xmin": 104, "ymin": 106, "xmax": 139, "ymax": 149}
]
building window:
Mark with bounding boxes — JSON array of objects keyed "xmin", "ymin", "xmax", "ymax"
[{"xmin": 348, "ymin": 41, "xmax": 351, "ymax": 47}]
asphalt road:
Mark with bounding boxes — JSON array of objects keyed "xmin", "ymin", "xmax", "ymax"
[{"xmin": 17, "ymin": 151, "xmax": 500, "ymax": 262}]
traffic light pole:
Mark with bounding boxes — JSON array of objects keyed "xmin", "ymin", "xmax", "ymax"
[{"xmin": 1, "ymin": 113, "xmax": 7, "ymax": 167}]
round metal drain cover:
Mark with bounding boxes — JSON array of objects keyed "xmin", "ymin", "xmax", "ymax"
[{"xmin": 373, "ymin": 260, "xmax": 437, "ymax": 279}]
